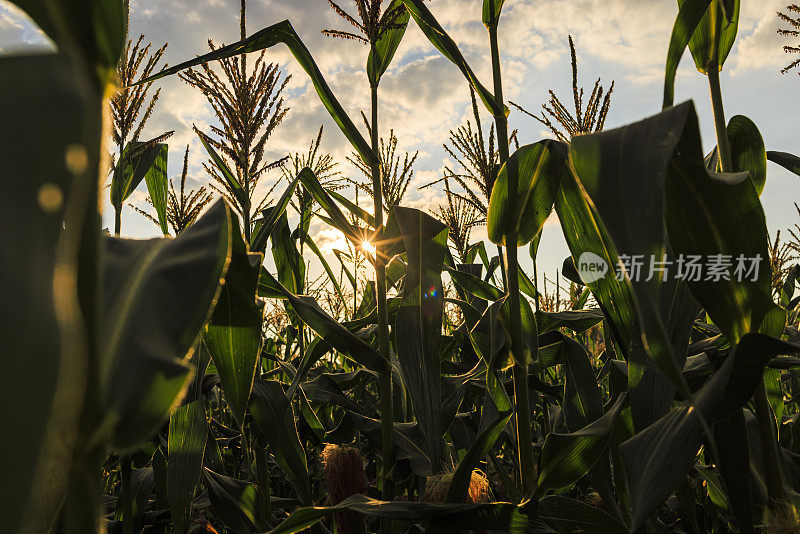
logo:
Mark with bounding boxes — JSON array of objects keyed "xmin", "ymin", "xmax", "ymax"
[{"xmin": 577, "ymin": 252, "xmax": 609, "ymax": 283}]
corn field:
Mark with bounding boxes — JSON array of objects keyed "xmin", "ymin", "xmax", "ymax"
[{"xmin": 6, "ymin": 0, "xmax": 800, "ymax": 533}]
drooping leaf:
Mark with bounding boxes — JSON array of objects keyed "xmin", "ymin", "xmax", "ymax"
[
  {"xmin": 202, "ymin": 213, "xmax": 263, "ymax": 428},
  {"xmin": 487, "ymin": 141, "xmax": 564, "ymax": 247},
  {"xmin": 663, "ymin": 0, "xmax": 714, "ymax": 108},
  {"xmin": 260, "ymin": 271, "xmax": 386, "ymax": 373},
  {"xmin": 203, "ymin": 468, "xmax": 260, "ymax": 534},
  {"xmin": 767, "ymin": 150, "xmax": 800, "ymax": 177},
  {"xmin": 139, "ymin": 22, "xmax": 377, "ymax": 166},
  {"xmin": 102, "ymin": 200, "xmax": 232, "ymax": 449},
  {"xmin": 110, "ymin": 141, "xmax": 165, "ymax": 212},
  {"xmin": 250, "ymin": 380, "xmax": 312, "ymax": 504},
  {"xmin": 266, "ymin": 494, "xmax": 554, "ymax": 534},
  {"xmin": 399, "ymin": 0, "xmax": 503, "ymax": 117},
  {"xmin": 394, "ymin": 207, "xmax": 449, "ymax": 473},
  {"xmin": 196, "ymin": 131, "xmax": 248, "ymax": 211},
  {"xmin": 143, "ymin": 143, "xmax": 169, "ymax": 234},
  {"xmin": 538, "ymin": 393, "xmax": 627, "ymax": 491},
  {"xmin": 620, "ymin": 334, "xmax": 800, "ymax": 531}
]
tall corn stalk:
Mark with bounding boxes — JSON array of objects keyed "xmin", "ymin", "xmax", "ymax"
[
  {"xmin": 323, "ymin": 0, "xmax": 409, "ymax": 520},
  {"xmin": 181, "ymin": 0, "xmax": 290, "ymax": 242}
]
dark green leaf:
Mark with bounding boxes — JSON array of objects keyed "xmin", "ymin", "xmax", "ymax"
[
  {"xmin": 102, "ymin": 200, "xmax": 231, "ymax": 449},
  {"xmin": 139, "ymin": 22, "xmax": 377, "ymax": 166},
  {"xmin": 203, "ymin": 468, "xmax": 259, "ymax": 534},
  {"xmin": 202, "ymin": 213, "xmax": 264, "ymax": 427},
  {"xmin": 679, "ymin": 0, "xmax": 740, "ymax": 73},
  {"xmin": 250, "ymin": 380, "xmax": 311, "ymax": 504},
  {"xmin": 367, "ymin": 0, "xmax": 410, "ymax": 86},
  {"xmin": 488, "ymin": 141, "xmax": 564, "ymax": 247},
  {"xmin": 663, "ymin": 0, "xmax": 714, "ymax": 108}
]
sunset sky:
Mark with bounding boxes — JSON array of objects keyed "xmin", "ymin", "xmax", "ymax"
[{"xmin": 2, "ymin": 0, "xmax": 798, "ymax": 283}]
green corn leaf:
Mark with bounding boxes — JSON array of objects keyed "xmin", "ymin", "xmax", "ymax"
[
  {"xmin": 394, "ymin": 207, "xmax": 449, "ymax": 473},
  {"xmin": 447, "ymin": 304, "xmax": 514, "ymax": 503},
  {"xmin": 663, "ymin": 0, "xmax": 714, "ymax": 108},
  {"xmin": 620, "ymin": 334, "xmax": 800, "ymax": 531},
  {"xmin": 202, "ymin": 211, "xmax": 264, "ymax": 427},
  {"xmin": 663, "ymin": 117, "xmax": 780, "ymax": 344},
  {"xmin": 538, "ymin": 495, "xmax": 627, "ymax": 534},
  {"xmin": 144, "ymin": 143, "xmax": 169, "ymax": 235},
  {"xmin": 445, "ymin": 265, "xmax": 504, "ymax": 301},
  {"xmin": 8, "ymin": 0, "xmax": 124, "ymax": 88},
  {"xmin": 302, "ymin": 233, "xmax": 347, "ymax": 309},
  {"xmin": 367, "ymin": 0, "xmax": 410, "ymax": 86},
  {"xmin": 679, "ymin": 0, "xmax": 740, "ymax": 74},
  {"xmin": 553, "ymin": 154, "xmax": 637, "ymax": 367},
  {"xmin": 167, "ymin": 399, "xmax": 207, "ymax": 533},
  {"xmin": 138, "ymin": 21, "xmax": 377, "ymax": 166},
  {"xmin": 481, "ymin": 0, "xmax": 505, "ymax": 27},
  {"xmin": 713, "ymin": 410, "xmax": 754, "ymax": 533},
  {"xmin": 400, "ymin": 0, "xmax": 504, "ymax": 118},
  {"xmin": 536, "ymin": 309, "xmax": 605, "ymax": 334},
  {"xmin": 727, "ymin": 115, "xmax": 767, "ymax": 195},
  {"xmin": 329, "ymin": 189, "xmax": 376, "ymax": 228},
  {"xmin": 101, "ymin": 200, "xmax": 232, "ymax": 450},
  {"xmin": 767, "ymin": 150, "xmax": 800, "ymax": 176},
  {"xmin": 196, "ymin": 130, "xmax": 248, "ymax": 212},
  {"xmin": 538, "ymin": 393, "xmax": 627, "ymax": 491},
  {"xmin": 266, "ymin": 494, "xmax": 555, "ymax": 534},
  {"xmin": 250, "ymin": 172, "xmax": 301, "ymax": 253},
  {"xmin": 250, "ymin": 380, "xmax": 312, "ymax": 504},
  {"xmin": 1, "ymin": 54, "xmax": 102, "ymax": 533},
  {"xmin": 487, "ymin": 140, "xmax": 564, "ymax": 247},
  {"xmin": 110, "ymin": 140, "xmax": 165, "ymax": 210},
  {"xmin": 270, "ymin": 213, "xmax": 305, "ymax": 296},
  {"xmin": 261, "ymin": 271, "xmax": 386, "ymax": 373},
  {"xmin": 203, "ymin": 468, "xmax": 260, "ymax": 534}
]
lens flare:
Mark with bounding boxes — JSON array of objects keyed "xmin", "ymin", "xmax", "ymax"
[{"xmin": 362, "ymin": 240, "xmax": 376, "ymax": 255}]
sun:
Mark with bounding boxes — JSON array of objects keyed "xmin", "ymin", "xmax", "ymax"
[{"xmin": 362, "ymin": 240, "xmax": 376, "ymax": 255}]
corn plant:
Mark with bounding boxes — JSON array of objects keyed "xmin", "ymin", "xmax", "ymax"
[{"xmin": 12, "ymin": 0, "xmax": 800, "ymax": 533}]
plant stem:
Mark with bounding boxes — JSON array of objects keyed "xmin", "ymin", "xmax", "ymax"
[
  {"xmin": 707, "ymin": 66, "xmax": 732, "ymax": 173},
  {"xmin": 121, "ymin": 457, "xmax": 133, "ymax": 534},
  {"xmin": 114, "ymin": 206, "xmax": 121, "ymax": 236},
  {"xmin": 371, "ymin": 79, "xmax": 395, "ymax": 526},
  {"xmin": 707, "ymin": 3, "xmax": 732, "ymax": 174},
  {"xmin": 488, "ymin": 19, "xmax": 537, "ymax": 498},
  {"xmin": 753, "ymin": 380, "xmax": 786, "ymax": 506},
  {"xmin": 255, "ymin": 446, "xmax": 273, "ymax": 528}
]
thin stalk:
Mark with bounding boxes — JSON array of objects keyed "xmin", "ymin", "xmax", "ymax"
[
  {"xmin": 255, "ymin": 446, "xmax": 273, "ymax": 527},
  {"xmin": 488, "ymin": 19, "xmax": 537, "ymax": 498},
  {"xmin": 707, "ymin": 67, "xmax": 731, "ymax": 173},
  {"xmin": 753, "ymin": 381, "xmax": 786, "ymax": 505},
  {"xmin": 371, "ymin": 79, "xmax": 395, "ymax": 523},
  {"xmin": 114, "ymin": 207, "xmax": 122, "ymax": 236},
  {"xmin": 121, "ymin": 458, "xmax": 133, "ymax": 534},
  {"xmin": 707, "ymin": 3, "xmax": 732, "ymax": 173}
]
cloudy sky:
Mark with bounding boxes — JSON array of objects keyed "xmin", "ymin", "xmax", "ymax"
[{"xmin": 2, "ymin": 0, "xmax": 799, "ymax": 284}]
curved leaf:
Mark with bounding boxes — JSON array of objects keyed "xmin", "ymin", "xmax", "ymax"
[
  {"xmin": 399, "ymin": 0, "xmax": 503, "ymax": 117},
  {"xmin": 250, "ymin": 380, "xmax": 311, "ymax": 504},
  {"xmin": 726, "ymin": 114, "xmax": 767, "ymax": 195},
  {"xmin": 663, "ymin": 0, "xmax": 714, "ymax": 108},
  {"xmin": 538, "ymin": 393, "xmax": 627, "ymax": 491},
  {"xmin": 487, "ymin": 141, "xmax": 564, "ymax": 247},
  {"xmin": 202, "ymin": 212, "xmax": 264, "ymax": 427},
  {"xmin": 367, "ymin": 0, "xmax": 410, "ymax": 86},
  {"xmin": 679, "ymin": 0, "xmax": 740, "ymax": 73},
  {"xmin": 102, "ymin": 200, "xmax": 232, "ymax": 449},
  {"xmin": 266, "ymin": 494, "xmax": 554, "ymax": 534},
  {"xmin": 767, "ymin": 150, "xmax": 800, "ymax": 176},
  {"xmin": 203, "ymin": 468, "xmax": 259, "ymax": 534},
  {"xmin": 139, "ymin": 21, "xmax": 377, "ymax": 166}
]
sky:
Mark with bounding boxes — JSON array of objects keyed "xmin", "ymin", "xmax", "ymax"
[{"xmin": 2, "ymin": 0, "xmax": 799, "ymax": 289}]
